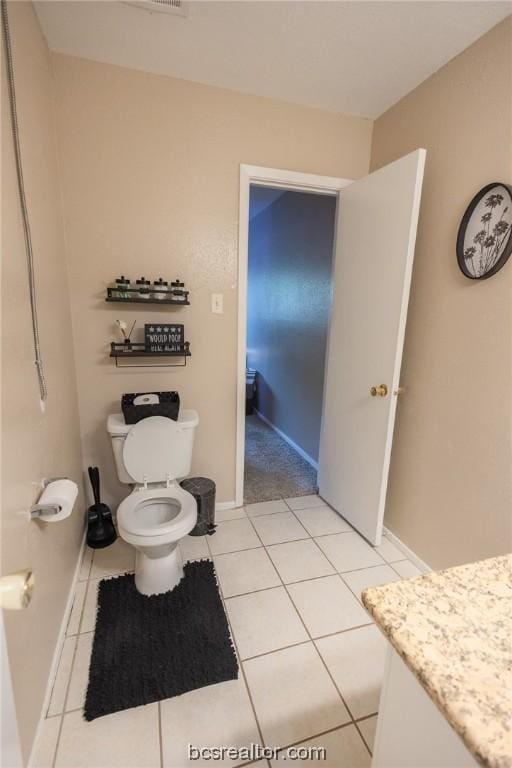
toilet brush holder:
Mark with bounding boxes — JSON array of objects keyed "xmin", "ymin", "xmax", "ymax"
[
  {"xmin": 86, "ymin": 466, "xmax": 117, "ymax": 549},
  {"xmin": 87, "ymin": 504, "xmax": 117, "ymax": 549}
]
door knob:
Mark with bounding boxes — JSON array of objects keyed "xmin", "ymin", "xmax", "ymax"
[
  {"xmin": 0, "ymin": 569, "xmax": 34, "ymax": 610},
  {"xmin": 370, "ymin": 384, "xmax": 388, "ymax": 397}
]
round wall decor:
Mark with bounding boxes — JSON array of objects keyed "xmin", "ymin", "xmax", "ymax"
[{"xmin": 456, "ymin": 182, "xmax": 512, "ymax": 279}]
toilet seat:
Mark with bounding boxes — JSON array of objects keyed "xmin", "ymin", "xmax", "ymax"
[{"xmin": 118, "ymin": 485, "xmax": 197, "ymax": 539}]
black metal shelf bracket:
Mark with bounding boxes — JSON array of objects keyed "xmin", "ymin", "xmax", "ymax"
[
  {"xmin": 110, "ymin": 341, "xmax": 191, "ymax": 369},
  {"xmin": 113, "ymin": 357, "xmax": 189, "ymax": 369}
]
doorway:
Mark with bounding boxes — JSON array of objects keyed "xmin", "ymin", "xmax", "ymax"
[
  {"xmin": 244, "ymin": 185, "xmax": 337, "ymax": 504},
  {"xmin": 236, "ymin": 166, "xmax": 353, "ymax": 508},
  {"xmin": 237, "ymin": 152, "xmax": 425, "ymax": 546}
]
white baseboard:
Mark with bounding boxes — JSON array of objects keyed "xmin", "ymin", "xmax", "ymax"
[
  {"xmin": 215, "ymin": 501, "xmax": 238, "ymax": 511},
  {"xmin": 254, "ymin": 409, "xmax": 319, "ymax": 471},
  {"xmin": 28, "ymin": 532, "xmax": 86, "ymax": 768},
  {"xmin": 383, "ymin": 526, "xmax": 431, "ymax": 573}
]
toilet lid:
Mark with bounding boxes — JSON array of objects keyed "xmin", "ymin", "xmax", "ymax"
[{"xmin": 122, "ymin": 416, "xmax": 184, "ymax": 483}]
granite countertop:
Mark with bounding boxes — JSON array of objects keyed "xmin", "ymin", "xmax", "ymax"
[{"xmin": 362, "ymin": 554, "xmax": 512, "ymax": 768}]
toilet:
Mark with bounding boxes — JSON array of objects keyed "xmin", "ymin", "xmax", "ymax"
[{"xmin": 107, "ymin": 410, "xmax": 199, "ymax": 595}]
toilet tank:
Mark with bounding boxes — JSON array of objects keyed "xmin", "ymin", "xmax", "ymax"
[{"xmin": 107, "ymin": 410, "xmax": 199, "ymax": 485}]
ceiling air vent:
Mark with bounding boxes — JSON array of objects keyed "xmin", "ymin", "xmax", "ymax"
[{"xmin": 122, "ymin": 0, "xmax": 188, "ymax": 17}]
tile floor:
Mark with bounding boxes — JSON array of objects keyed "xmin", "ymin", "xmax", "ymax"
[{"xmin": 34, "ymin": 495, "xmax": 423, "ymax": 768}]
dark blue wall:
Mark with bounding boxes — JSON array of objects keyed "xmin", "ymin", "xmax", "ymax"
[{"xmin": 247, "ymin": 187, "xmax": 337, "ymax": 463}]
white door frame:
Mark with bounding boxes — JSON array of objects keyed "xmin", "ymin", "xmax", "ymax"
[
  {"xmin": 1, "ymin": 613, "xmax": 22, "ymax": 768},
  {"xmin": 236, "ymin": 164, "xmax": 353, "ymax": 508}
]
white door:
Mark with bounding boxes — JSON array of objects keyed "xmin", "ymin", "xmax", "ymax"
[{"xmin": 319, "ymin": 149, "xmax": 426, "ymax": 545}]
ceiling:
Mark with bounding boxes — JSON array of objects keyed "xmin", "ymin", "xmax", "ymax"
[{"xmin": 35, "ymin": 1, "xmax": 511, "ymax": 118}]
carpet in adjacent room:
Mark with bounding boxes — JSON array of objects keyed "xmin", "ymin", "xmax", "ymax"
[{"xmin": 244, "ymin": 414, "xmax": 318, "ymax": 504}]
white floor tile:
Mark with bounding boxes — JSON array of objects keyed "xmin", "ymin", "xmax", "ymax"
[
  {"xmin": 271, "ymin": 725, "xmax": 371, "ymax": 766},
  {"xmin": 341, "ymin": 565, "xmax": 399, "ymax": 604},
  {"xmin": 80, "ymin": 579, "xmax": 99, "ymax": 634},
  {"xmin": 251, "ymin": 512, "xmax": 308, "ymax": 546},
  {"xmin": 392, "ymin": 559, "xmax": 423, "ymax": 579},
  {"xmin": 244, "ymin": 643, "xmax": 350, "ymax": 748},
  {"xmin": 208, "ymin": 518, "xmax": 261, "ymax": 555},
  {"xmin": 90, "ymin": 538, "xmax": 135, "ymax": 578},
  {"xmin": 66, "ymin": 581, "xmax": 87, "ymax": 636},
  {"xmin": 78, "ymin": 547, "xmax": 93, "ymax": 581},
  {"xmin": 293, "ymin": 506, "xmax": 352, "ymax": 537},
  {"xmin": 66, "ymin": 633, "xmax": 93, "ymax": 711},
  {"xmin": 179, "ymin": 534, "xmax": 210, "ymax": 562},
  {"xmin": 285, "ymin": 495, "xmax": 326, "ymax": 510},
  {"xmin": 214, "ymin": 548, "xmax": 280, "ymax": 598},
  {"xmin": 54, "ymin": 499, "xmax": 393, "ymax": 768},
  {"xmin": 316, "ymin": 625, "xmax": 387, "ymax": 719},
  {"xmin": 287, "ymin": 576, "xmax": 370, "ymax": 638},
  {"xmin": 47, "ymin": 636, "xmax": 76, "ymax": 716},
  {"xmin": 31, "ymin": 716, "xmax": 61, "ymax": 768},
  {"xmin": 357, "ymin": 716, "xmax": 378, "ymax": 753},
  {"xmin": 315, "ymin": 532, "xmax": 385, "ymax": 572},
  {"xmin": 226, "ymin": 587, "xmax": 308, "ymax": 659},
  {"xmin": 374, "ymin": 538, "xmax": 405, "ymax": 563},
  {"xmin": 215, "ymin": 506, "xmax": 246, "ymax": 522},
  {"xmin": 55, "ymin": 704, "xmax": 160, "ymax": 767},
  {"xmin": 266, "ymin": 539, "xmax": 335, "ymax": 584},
  {"xmin": 161, "ymin": 676, "xmax": 260, "ymax": 767},
  {"xmin": 245, "ymin": 499, "xmax": 288, "ymax": 517}
]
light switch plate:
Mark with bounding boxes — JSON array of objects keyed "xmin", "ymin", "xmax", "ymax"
[{"xmin": 211, "ymin": 293, "xmax": 223, "ymax": 314}]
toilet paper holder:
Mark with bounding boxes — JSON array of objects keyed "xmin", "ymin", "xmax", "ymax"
[
  {"xmin": 29, "ymin": 476, "xmax": 67, "ymax": 520},
  {"xmin": 30, "ymin": 502, "xmax": 62, "ymax": 520}
]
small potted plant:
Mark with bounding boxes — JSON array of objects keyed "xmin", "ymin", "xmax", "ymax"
[{"xmin": 116, "ymin": 319, "xmax": 136, "ymax": 351}]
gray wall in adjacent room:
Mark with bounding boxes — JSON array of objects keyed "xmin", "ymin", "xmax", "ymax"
[{"xmin": 247, "ymin": 187, "xmax": 337, "ymax": 463}]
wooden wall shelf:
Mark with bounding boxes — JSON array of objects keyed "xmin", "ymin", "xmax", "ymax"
[{"xmin": 105, "ymin": 286, "xmax": 190, "ymax": 305}]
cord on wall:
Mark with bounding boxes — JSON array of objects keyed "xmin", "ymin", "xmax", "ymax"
[{"xmin": 1, "ymin": 0, "xmax": 48, "ymax": 408}]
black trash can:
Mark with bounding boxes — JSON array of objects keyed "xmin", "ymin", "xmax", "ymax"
[{"xmin": 180, "ymin": 477, "xmax": 216, "ymax": 536}]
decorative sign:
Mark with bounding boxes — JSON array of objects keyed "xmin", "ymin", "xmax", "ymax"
[
  {"xmin": 456, "ymin": 183, "xmax": 512, "ymax": 279},
  {"xmin": 144, "ymin": 324, "xmax": 184, "ymax": 353}
]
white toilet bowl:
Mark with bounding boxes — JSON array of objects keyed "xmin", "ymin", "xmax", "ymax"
[
  {"xmin": 118, "ymin": 484, "xmax": 197, "ymax": 595},
  {"xmin": 107, "ymin": 411, "xmax": 200, "ymax": 596}
]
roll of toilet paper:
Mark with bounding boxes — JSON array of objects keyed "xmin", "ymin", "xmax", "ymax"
[
  {"xmin": 38, "ymin": 479, "xmax": 78, "ymax": 522},
  {"xmin": 134, "ymin": 393, "xmax": 159, "ymax": 406}
]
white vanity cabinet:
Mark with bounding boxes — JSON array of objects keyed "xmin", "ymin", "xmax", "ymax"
[
  {"xmin": 363, "ymin": 555, "xmax": 510, "ymax": 768},
  {"xmin": 373, "ymin": 645, "xmax": 479, "ymax": 768}
]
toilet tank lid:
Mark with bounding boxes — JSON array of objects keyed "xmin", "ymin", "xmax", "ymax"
[{"xmin": 107, "ymin": 410, "xmax": 199, "ymax": 437}]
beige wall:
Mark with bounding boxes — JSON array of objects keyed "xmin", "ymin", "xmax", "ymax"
[
  {"xmin": 1, "ymin": 7, "xmax": 511, "ymax": 761},
  {"xmin": 1, "ymin": 2, "xmax": 85, "ymax": 762},
  {"xmin": 51, "ymin": 53, "xmax": 372, "ymax": 507},
  {"xmin": 371, "ymin": 18, "xmax": 512, "ymax": 569}
]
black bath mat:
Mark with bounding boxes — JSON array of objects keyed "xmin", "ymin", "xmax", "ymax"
[{"xmin": 84, "ymin": 560, "xmax": 238, "ymax": 720}]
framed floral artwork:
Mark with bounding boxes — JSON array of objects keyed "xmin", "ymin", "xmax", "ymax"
[{"xmin": 456, "ymin": 183, "xmax": 512, "ymax": 279}]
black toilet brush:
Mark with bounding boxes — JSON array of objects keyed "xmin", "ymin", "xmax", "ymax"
[{"xmin": 86, "ymin": 466, "xmax": 117, "ymax": 549}]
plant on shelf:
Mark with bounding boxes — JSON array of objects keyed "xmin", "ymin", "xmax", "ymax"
[{"xmin": 115, "ymin": 319, "xmax": 136, "ymax": 347}]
